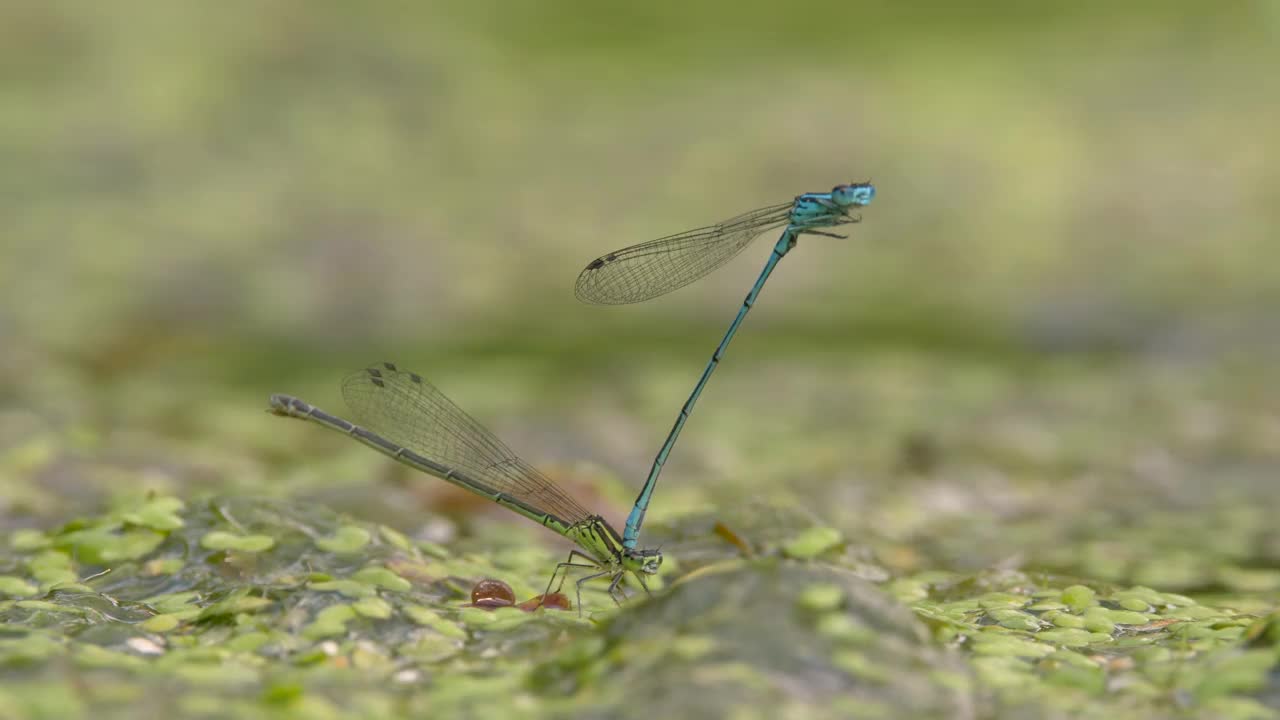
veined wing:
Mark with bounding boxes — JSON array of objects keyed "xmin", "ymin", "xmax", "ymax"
[
  {"xmin": 575, "ymin": 201, "xmax": 794, "ymax": 305},
  {"xmin": 341, "ymin": 362, "xmax": 594, "ymax": 526}
]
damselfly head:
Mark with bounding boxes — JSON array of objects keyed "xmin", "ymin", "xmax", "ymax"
[
  {"xmin": 624, "ymin": 548, "xmax": 663, "ymax": 575},
  {"xmin": 832, "ymin": 182, "xmax": 875, "ymax": 207}
]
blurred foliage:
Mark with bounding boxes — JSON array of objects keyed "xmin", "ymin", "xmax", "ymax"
[{"xmin": 2, "ymin": 1, "xmax": 1277, "ymax": 383}]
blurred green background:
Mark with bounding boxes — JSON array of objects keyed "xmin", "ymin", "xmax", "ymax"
[{"xmin": 2, "ymin": 0, "xmax": 1278, "ymax": 558}]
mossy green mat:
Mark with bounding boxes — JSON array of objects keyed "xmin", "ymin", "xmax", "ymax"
[{"xmin": 3, "ymin": 496, "xmax": 1278, "ymax": 719}]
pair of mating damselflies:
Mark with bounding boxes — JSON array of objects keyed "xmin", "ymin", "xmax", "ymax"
[{"xmin": 270, "ymin": 182, "xmax": 876, "ymax": 613}]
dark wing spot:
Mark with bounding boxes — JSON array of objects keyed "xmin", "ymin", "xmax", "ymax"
[
  {"xmin": 586, "ymin": 258, "xmax": 605, "ymax": 270},
  {"xmin": 367, "ymin": 368, "xmax": 382, "ymax": 379},
  {"xmin": 371, "ymin": 377, "xmax": 385, "ymax": 388},
  {"xmin": 409, "ymin": 372, "xmax": 423, "ymax": 384},
  {"xmin": 382, "ymin": 362, "xmax": 397, "ymax": 371}
]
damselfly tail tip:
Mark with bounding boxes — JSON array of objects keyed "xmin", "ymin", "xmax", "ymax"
[{"xmin": 268, "ymin": 394, "xmax": 305, "ymax": 417}]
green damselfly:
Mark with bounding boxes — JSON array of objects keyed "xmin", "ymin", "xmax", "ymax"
[{"xmin": 270, "ymin": 362, "xmax": 662, "ymax": 613}]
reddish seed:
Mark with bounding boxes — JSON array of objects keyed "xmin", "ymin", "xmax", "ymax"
[
  {"xmin": 518, "ymin": 592, "xmax": 572, "ymax": 612},
  {"xmin": 471, "ymin": 578, "xmax": 515, "ymax": 609},
  {"xmin": 713, "ymin": 521, "xmax": 754, "ymax": 557}
]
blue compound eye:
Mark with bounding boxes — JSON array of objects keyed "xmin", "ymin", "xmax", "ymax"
[{"xmin": 832, "ymin": 183, "xmax": 875, "ymax": 207}]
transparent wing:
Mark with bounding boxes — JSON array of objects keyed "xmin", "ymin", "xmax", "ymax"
[
  {"xmin": 575, "ymin": 202, "xmax": 794, "ymax": 305},
  {"xmin": 342, "ymin": 362, "xmax": 594, "ymax": 525}
]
